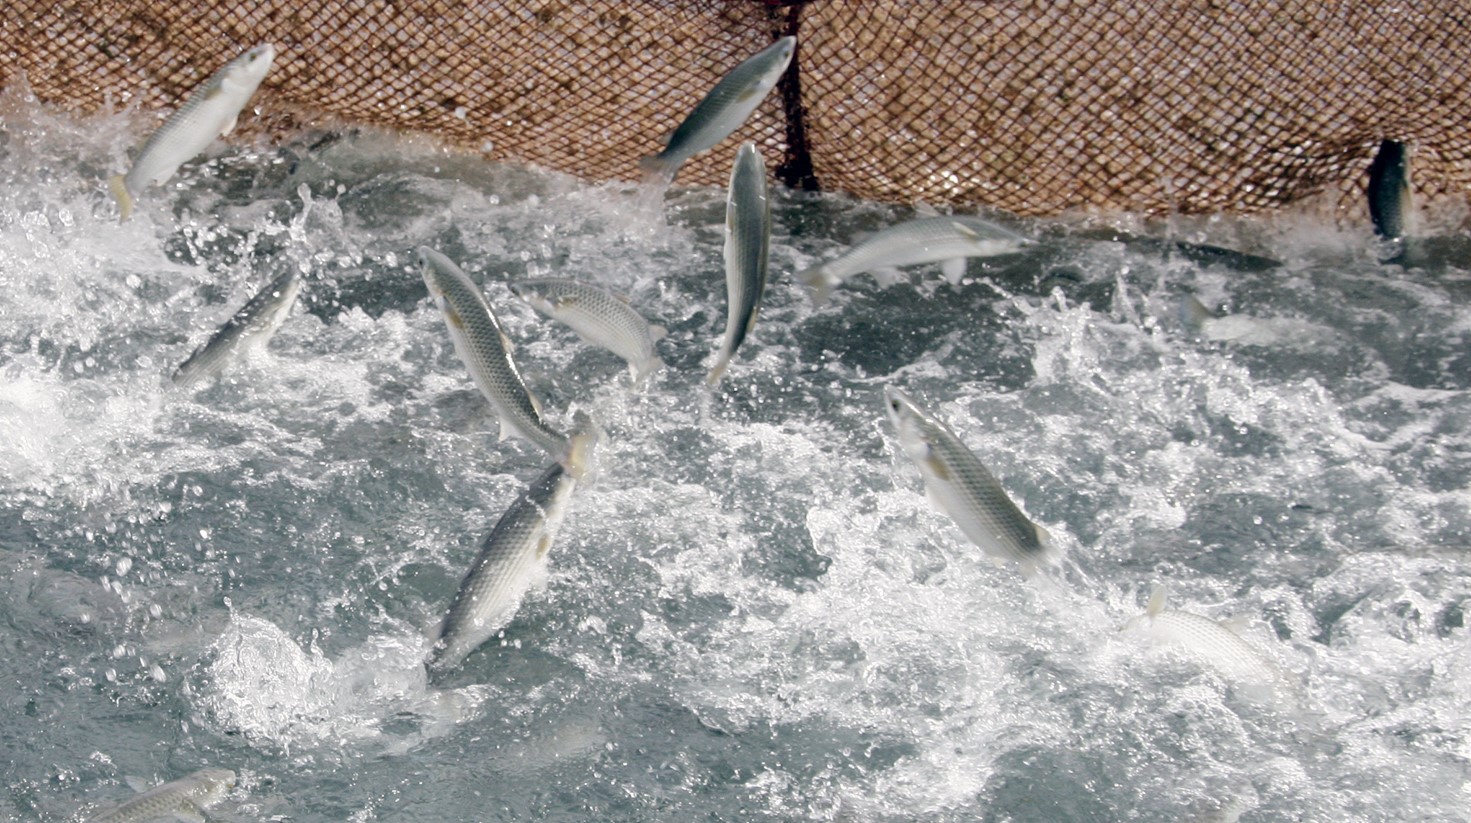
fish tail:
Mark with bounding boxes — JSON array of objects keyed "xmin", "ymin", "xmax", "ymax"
[
  {"xmin": 109, "ymin": 175, "xmax": 134, "ymax": 222},
  {"xmin": 560, "ymin": 412, "xmax": 601, "ymax": 480},
  {"xmin": 638, "ymin": 154, "xmax": 678, "ymax": 187},
  {"xmin": 796, "ymin": 264, "xmax": 833, "ymax": 305},
  {"xmin": 705, "ymin": 353, "xmax": 732, "ymax": 387}
]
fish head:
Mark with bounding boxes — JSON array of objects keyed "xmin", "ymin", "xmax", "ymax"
[
  {"xmin": 227, "ymin": 44, "xmax": 277, "ymax": 86},
  {"xmin": 770, "ymin": 35, "xmax": 797, "ymax": 66},
  {"xmin": 562, "ymin": 411, "xmax": 604, "ymax": 481},
  {"xmin": 185, "ymin": 768, "xmax": 237, "ymax": 804},
  {"xmin": 508, "ymin": 281, "xmax": 555, "ymax": 314},
  {"xmin": 882, "ymin": 386, "xmax": 936, "ymax": 461}
]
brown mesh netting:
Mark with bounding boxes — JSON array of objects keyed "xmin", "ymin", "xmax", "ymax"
[{"xmin": 5, "ymin": 0, "xmax": 1469, "ymax": 218}]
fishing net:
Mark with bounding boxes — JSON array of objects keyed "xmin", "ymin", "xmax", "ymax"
[{"xmin": 5, "ymin": 0, "xmax": 1468, "ymax": 219}]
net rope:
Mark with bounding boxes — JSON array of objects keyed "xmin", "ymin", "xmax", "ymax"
[{"xmin": 4, "ymin": 0, "xmax": 1468, "ymax": 219}]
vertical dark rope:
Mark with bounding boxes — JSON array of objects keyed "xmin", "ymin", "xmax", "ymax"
[{"xmin": 763, "ymin": 0, "xmax": 819, "ymax": 191}]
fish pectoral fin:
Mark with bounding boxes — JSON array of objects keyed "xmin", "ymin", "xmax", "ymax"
[
  {"xmin": 869, "ymin": 266, "xmax": 906, "ymax": 288},
  {"xmin": 940, "ymin": 258, "xmax": 967, "ymax": 285},
  {"xmin": 219, "ymin": 112, "xmax": 239, "ymax": 136},
  {"xmin": 170, "ymin": 809, "xmax": 207, "ymax": 823},
  {"xmin": 527, "ymin": 390, "xmax": 545, "ymax": 417},
  {"xmin": 1147, "ymin": 585, "xmax": 1169, "ymax": 617},
  {"xmin": 648, "ymin": 324, "xmax": 668, "ymax": 342},
  {"xmin": 951, "ymin": 221, "xmax": 981, "ymax": 241},
  {"xmin": 495, "ymin": 414, "xmax": 512, "ymax": 442},
  {"xmin": 125, "ymin": 775, "xmax": 150, "ymax": 793},
  {"xmin": 914, "ymin": 200, "xmax": 942, "ymax": 218},
  {"xmin": 535, "ymin": 532, "xmax": 554, "ymax": 559}
]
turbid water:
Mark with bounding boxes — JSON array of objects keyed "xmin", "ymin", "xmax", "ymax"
[{"xmin": 3, "ymin": 81, "xmax": 1470, "ymax": 822}]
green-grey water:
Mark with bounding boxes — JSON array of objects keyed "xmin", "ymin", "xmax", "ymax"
[{"xmin": 3, "ymin": 82, "xmax": 1471, "ymax": 822}]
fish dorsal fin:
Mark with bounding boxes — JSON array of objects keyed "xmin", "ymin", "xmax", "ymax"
[
  {"xmin": 1146, "ymin": 585, "xmax": 1168, "ymax": 617},
  {"xmin": 914, "ymin": 201, "xmax": 942, "ymax": 218},
  {"xmin": 126, "ymin": 776, "xmax": 151, "ymax": 793}
]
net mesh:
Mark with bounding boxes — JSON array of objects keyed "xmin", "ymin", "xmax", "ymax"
[{"xmin": 5, "ymin": 0, "xmax": 1469, "ymax": 219}]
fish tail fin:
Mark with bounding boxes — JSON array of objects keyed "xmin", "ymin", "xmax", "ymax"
[
  {"xmin": 560, "ymin": 411, "xmax": 602, "ymax": 480},
  {"xmin": 638, "ymin": 154, "xmax": 679, "ymax": 187},
  {"xmin": 1146, "ymin": 585, "xmax": 1168, "ymax": 617},
  {"xmin": 705, "ymin": 353, "xmax": 732, "ymax": 387},
  {"xmin": 796, "ymin": 264, "xmax": 834, "ymax": 305},
  {"xmin": 109, "ymin": 175, "xmax": 134, "ymax": 222},
  {"xmin": 634, "ymin": 355, "xmax": 665, "ymax": 387}
]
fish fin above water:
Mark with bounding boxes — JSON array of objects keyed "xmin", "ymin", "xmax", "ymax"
[
  {"xmin": 797, "ymin": 265, "xmax": 835, "ymax": 305},
  {"xmin": 1147, "ymin": 585, "xmax": 1169, "ymax": 617},
  {"xmin": 109, "ymin": 175, "xmax": 135, "ymax": 222},
  {"xmin": 940, "ymin": 258, "xmax": 967, "ymax": 285},
  {"xmin": 635, "ymin": 355, "xmax": 665, "ymax": 387},
  {"xmin": 869, "ymin": 266, "xmax": 905, "ymax": 288},
  {"xmin": 914, "ymin": 201, "xmax": 942, "ymax": 218},
  {"xmin": 705, "ymin": 354, "xmax": 732, "ymax": 387},
  {"xmin": 639, "ymin": 154, "xmax": 678, "ymax": 187},
  {"xmin": 171, "ymin": 809, "xmax": 207, "ymax": 823},
  {"xmin": 950, "ymin": 221, "xmax": 980, "ymax": 241},
  {"xmin": 219, "ymin": 112, "xmax": 239, "ymax": 136},
  {"xmin": 648, "ymin": 324, "xmax": 668, "ymax": 342}
]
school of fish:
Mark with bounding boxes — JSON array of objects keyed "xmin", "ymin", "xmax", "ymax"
[{"xmin": 72, "ymin": 34, "xmax": 1412, "ymax": 819}]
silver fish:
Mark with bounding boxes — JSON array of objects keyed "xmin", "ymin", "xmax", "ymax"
[
  {"xmin": 509, "ymin": 278, "xmax": 665, "ymax": 384},
  {"xmin": 171, "ymin": 268, "xmax": 301, "ymax": 389},
  {"xmin": 428, "ymin": 418, "xmax": 599, "ymax": 675},
  {"xmin": 884, "ymin": 386, "xmax": 1055, "ymax": 576},
  {"xmin": 1125, "ymin": 587, "xmax": 1285, "ymax": 688},
  {"xmin": 1367, "ymin": 139, "xmax": 1411, "ymax": 243},
  {"xmin": 87, "ymin": 767, "xmax": 235, "ymax": 823},
  {"xmin": 708, "ymin": 141, "xmax": 771, "ymax": 386},
  {"xmin": 638, "ymin": 36, "xmax": 795, "ymax": 185},
  {"xmin": 110, "ymin": 44, "xmax": 276, "ymax": 221},
  {"xmin": 419, "ymin": 246, "xmax": 567, "ymax": 457},
  {"xmin": 798, "ymin": 214, "xmax": 1034, "ymax": 303}
]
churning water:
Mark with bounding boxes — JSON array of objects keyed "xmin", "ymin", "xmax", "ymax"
[{"xmin": 3, "ymin": 82, "xmax": 1470, "ymax": 822}]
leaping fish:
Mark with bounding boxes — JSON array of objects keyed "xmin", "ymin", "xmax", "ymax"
[
  {"xmin": 1367, "ymin": 139, "xmax": 1411, "ymax": 242},
  {"xmin": 509, "ymin": 278, "xmax": 665, "ymax": 385},
  {"xmin": 419, "ymin": 246, "xmax": 567, "ymax": 458},
  {"xmin": 884, "ymin": 386, "xmax": 1056, "ymax": 577},
  {"xmin": 171, "ymin": 268, "xmax": 301, "ymax": 389},
  {"xmin": 427, "ymin": 416, "xmax": 600, "ymax": 676},
  {"xmin": 798, "ymin": 214, "xmax": 1034, "ymax": 304},
  {"xmin": 707, "ymin": 141, "xmax": 771, "ymax": 386},
  {"xmin": 1124, "ymin": 586, "xmax": 1287, "ymax": 691},
  {"xmin": 638, "ymin": 36, "xmax": 795, "ymax": 185},
  {"xmin": 86, "ymin": 767, "xmax": 235, "ymax": 823},
  {"xmin": 110, "ymin": 44, "xmax": 276, "ymax": 222}
]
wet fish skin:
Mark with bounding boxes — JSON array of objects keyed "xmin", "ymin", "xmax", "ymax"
[
  {"xmin": 708, "ymin": 142, "xmax": 771, "ymax": 386},
  {"xmin": 172, "ymin": 268, "xmax": 301, "ymax": 389},
  {"xmin": 510, "ymin": 278, "xmax": 664, "ymax": 384},
  {"xmin": 1126, "ymin": 587, "xmax": 1284, "ymax": 688},
  {"xmin": 1366, "ymin": 139, "xmax": 1411, "ymax": 241},
  {"xmin": 638, "ymin": 36, "xmax": 795, "ymax": 185},
  {"xmin": 110, "ymin": 44, "xmax": 276, "ymax": 221},
  {"xmin": 883, "ymin": 386, "xmax": 1055, "ymax": 576},
  {"xmin": 419, "ymin": 246, "xmax": 567, "ymax": 457},
  {"xmin": 87, "ymin": 767, "xmax": 235, "ymax": 823},
  {"xmin": 798, "ymin": 215, "xmax": 1034, "ymax": 303},
  {"xmin": 427, "ymin": 417, "xmax": 599, "ymax": 675}
]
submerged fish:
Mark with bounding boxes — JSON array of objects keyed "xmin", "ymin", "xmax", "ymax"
[
  {"xmin": 1366, "ymin": 139, "xmax": 1411, "ymax": 242},
  {"xmin": 708, "ymin": 141, "xmax": 770, "ymax": 386},
  {"xmin": 110, "ymin": 44, "xmax": 276, "ymax": 221},
  {"xmin": 1125, "ymin": 586, "xmax": 1284, "ymax": 688},
  {"xmin": 883, "ymin": 386, "xmax": 1056, "ymax": 576},
  {"xmin": 510, "ymin": 278, "xmax": 665, "ymax": 384},
  {"xmin": 419, "ymin": 246, "xmax": 567, "ymax": 457},
  {"xmin": 798, "ymin": 214, "xmax": 1034, "ymax": 303},
  {"xmin": 639, "ymin": 36, "xmax": 795, "ymax": 185},
  {"xmin": 172, "ymin": 268, "xmax": 301, "ymax": 389},
  {"xmin": 87, "ymin": 767, "xmax": 235, "ymax": 823},
  {"xmin": 428, "ymin": 417, "xmax": 599, "ymax": 675}
]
